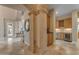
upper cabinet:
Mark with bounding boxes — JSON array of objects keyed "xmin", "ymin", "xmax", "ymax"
[
  {"xmin": 64, "ymin": 17, "xmax": 72, "ymax": 28},
  {"xmin": 56, "ymin": 20, "xmax": 59, "ymax": 28},
  {"xmin": 59, "ymin": 20, "xmax": 64, "ymax": 28},
  {"xmin": 56, "ymin": 20, "xmax": 64, "ymax": 28},
  {"xmin": 56, "ymin": 17, "xmax": 72, "ymax": 28}
]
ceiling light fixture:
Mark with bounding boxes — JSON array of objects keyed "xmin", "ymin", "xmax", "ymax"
[{"xmin": 56, "ymin": 11, "xmax": 58, "ymax": 15}]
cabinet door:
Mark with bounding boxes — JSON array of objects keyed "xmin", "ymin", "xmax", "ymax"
[
  {"xmin": 59, "ymin": 20, "xmax": 64, "ymax": 28},
  {"xmin": 64, "ymin": 18, "xmax": 72, "ymax": 28},
  {"xmin": 47, "ymin": 33, "xmax": 53, "ymax": 46},
  {"xmin": 56, "ymin": 20, "xmax": 59, "ymax": 28},
  {"xmin": 59, "ymin": 33, "xmax": 64, "ymax": 40},
  {"xmin": 47, "ymin": 15, "xmax": 53, "ymax": 46}
]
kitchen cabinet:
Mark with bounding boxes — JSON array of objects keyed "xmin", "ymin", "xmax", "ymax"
[
  {"xmin": 64, "ymin": 18, "xmax": 72, "ymax": 28},
  {"xmin": 59, "ymin": 20, "xmax": 64, "ymax": 28},
  {"xmin": 56, "ymin": 17, "xmax": 72, "ymax": 41},
  {"xmin": 47, "ymin": 32, "xmax": 53, "ymax": 46}
]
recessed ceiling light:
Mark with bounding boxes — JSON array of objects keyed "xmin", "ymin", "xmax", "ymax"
[{"xmin": 56, "ymin": 11, "xmax": 58, "ymax": 15}]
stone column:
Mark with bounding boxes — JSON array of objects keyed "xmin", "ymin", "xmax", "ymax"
[
  {"xmin": 28, "ymin": 5, "xmax": 48, "ymax": 54},
  {"xmin": 29, "ymin": 10, "xmax": 37, "ymax": 53},
  {"xmin": 48, "ymin": 9, "xmax": 56, "ymax": 45},
  {"xmin": 72, "ymin": 10, "xmax": 78, "ymax": 47}
]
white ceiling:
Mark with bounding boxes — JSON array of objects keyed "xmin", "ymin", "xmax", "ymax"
[
  {"xmin": 0, "ymin": 4, "xmax": 27, "ymax": 10},
  {"xmin": 48, "ymin": 4, "xmax": 79, "ymax": 17},
  {"xmin": 1, "ymin": 4, "xmax": 79, "ymax": 18}
]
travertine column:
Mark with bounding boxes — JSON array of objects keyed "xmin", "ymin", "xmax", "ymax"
[
  {"xmin": 72, "ymin": 11, "xmax": 77, "ymax": 46},
  {"xmin": 48, "ymin": 9, "xmax": 56, "ymax": 45},
  {"xmin": 28, "ymin": 5, "xmax": 48, "ymax": 54},
  {"xmin": 29, "ymin": 10, "xmax": 37, "ymax": 53}
]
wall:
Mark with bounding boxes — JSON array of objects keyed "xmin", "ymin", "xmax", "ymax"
[
  {"xmin": 15, "ymin": 5, "xmax": 30, "ymax": 45},
  {"xmin": 22, "ymin": 10, "xmax": 30, "ymax": 45},
  {"xmin": 0, "ymin": 5, "xmax": 17, "ymax": 19}
]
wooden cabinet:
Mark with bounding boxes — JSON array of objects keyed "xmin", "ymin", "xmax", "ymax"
[
  {"xmin": 56, "ymin": 20, "xmax": 64, "ymax": 28},
  {"xmin": 56, "ymin": 17, "xmax": 72, "ymax": 41},
  {"xmin": 64, "ymin": 18, "xmax": 72, "ymax": 28},
  {"xmin": 59, "ymin": 20, "xmax": 64, "ymax": 28},
  {"xmin": 59, "ymin": 33, "xmax": 64, "ymax": 40},
  {"xmin": 56, "ymin": 20, "xmax": 59, "ymax": 28},
  {"xmin": 78, "ymin": 32, "xmax": 79, "ymax": 38},
  {"xmin": 56, "ymin": 17, "xmax": 72, "ymax": 28},
  {"xmin": 47, "ymin": 33, "xmax": 53, "ymax": 46},
  {"xmin": 56, "ymin": 33, "xmax": 64, "ymax": 40},
  {"xmin": 47, "ymin": 15, "xmax": 53, "ymax": 46}
]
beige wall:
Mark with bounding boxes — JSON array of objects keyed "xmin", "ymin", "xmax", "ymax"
[{"xmin": 0, "ymin": 5, "xmax": 17, "ymax": 19}]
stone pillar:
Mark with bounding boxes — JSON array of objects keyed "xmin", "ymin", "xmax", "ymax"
[
  {"xmin": 72, "ymin": 10, "xmax": 78, "ymax": 47},
  {"xmin": 48, "ymin": 9, "xmax": 56, "ymax": 45},
  {"xmin": 28, "ymin": 5, "xmax": 48, "ymax": 54},
  {"xmin": 29, "ymin": 10, "xmax": 36, "ymax": 53}
]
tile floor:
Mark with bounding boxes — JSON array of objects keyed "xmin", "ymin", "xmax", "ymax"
[
  {"xmin": 0, "ymin": 40, "xmax": 79, "ymax": 55},
  {"xmin": 44, "ymin": 40, "xmax": 79, "ymax": 55}
]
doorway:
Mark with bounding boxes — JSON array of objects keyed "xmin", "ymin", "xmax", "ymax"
[{"xmin": 4, "ymin": 19, "xmax": 15, "ymax": 45}]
